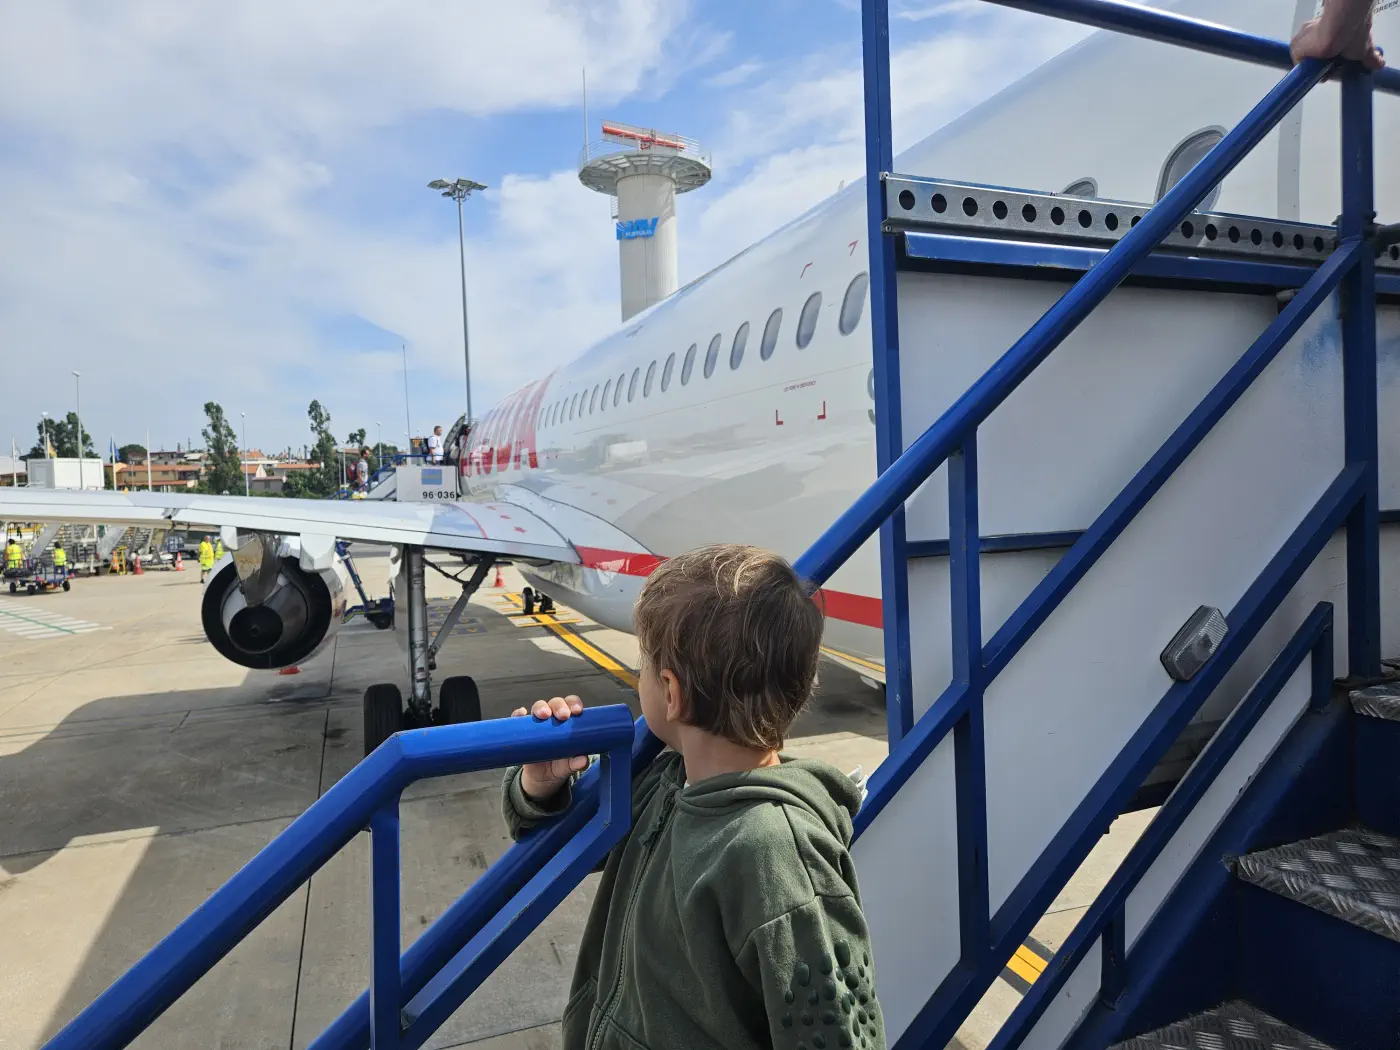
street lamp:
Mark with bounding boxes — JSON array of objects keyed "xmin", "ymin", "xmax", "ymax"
[
  {"xmin": 427, "ymin": 177, "xmax": 487, "ymax": 424},
  {"xmin": 72, "ymin": 372, "xmax": 84, "ymax": 490},
  {"xmin": 41, "ymin": 412, "xmax": 51, "ymax": 457},
  {"xmin": 376, "ymin": 421, "xmax": 383, "ymax": 474},
  {"xmin": 240, "ymin": 411, "xmax": 248, "ymax": 496}
]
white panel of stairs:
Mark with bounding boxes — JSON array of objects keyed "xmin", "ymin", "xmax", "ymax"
[
  {"xmin": 905, "ymin": 551, "xmax": 1062, "ymax": 720},
  {"xmin": 851, "ymin": 734, "xmax": 960, "ymax": 1039},
  {"xmin": 1017, "ymin": 585, "xmax": 1325, "ymax": 1050},
  {"xmin": 979, "ymin": 300, "xmax": 1343, "ymax": 913},
  {"xmin": 1371, "ymin": 306, "xmax": 1400, "ymax": 507},
  {"xmin": 896, "ymin": 273, "xmax": 1279, "ymax": 540}
]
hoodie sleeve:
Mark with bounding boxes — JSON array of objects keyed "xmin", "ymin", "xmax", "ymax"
[
  {"xmin": 737, "ymin": 893, "xmax": 885, "ymax": 1050},
  {"xmin": 501, "ymin": 750, "xmax": 682, "ymax": 841}
]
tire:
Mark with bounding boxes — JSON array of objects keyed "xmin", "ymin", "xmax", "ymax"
[
  {"xmin": 439, "ymin": 675, "xmax": 482, "ymax": 725},
  {"xmin": 521, "ymin": 586, "xmax": 535, "ymax": 616},
  {"xmin": 61, "ymin": 580, "xmax": 71, "ymax": 592},
  {"xmin": 367, "ymin": 609, "xmax": 394, "ymax": 630},
  {"xmin": 537, "ymin": 593, "xmax": 555, "ymax": 614},
  {"xmin": 26, "ymin": 584, "xmax": 36, "ymax": 596},
  {"xmin": 7, "ymin": 582, "xmax": 14, "ymax": 594},
  {"xmin": 363, "ymin": 683, "xmax": 404, "ymax": 757}
]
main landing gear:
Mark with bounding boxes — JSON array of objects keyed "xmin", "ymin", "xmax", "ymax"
[{"xmin": 361, "ymin": 547, "xmax": 492, "ymax": 756}]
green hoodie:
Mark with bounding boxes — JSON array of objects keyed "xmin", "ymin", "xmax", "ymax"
[{"xmin": 502, "ymin": 751, "xmax": 884, "ymax": 1050}]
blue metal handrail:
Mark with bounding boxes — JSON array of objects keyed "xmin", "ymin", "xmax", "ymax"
[
  {"xmin": 44, "ymin": 707, "xmax": 639, "ymax": 1050},
  {"xmin": 987, "ymin": 600, "xmax": 1336, "ymax": 1050}
]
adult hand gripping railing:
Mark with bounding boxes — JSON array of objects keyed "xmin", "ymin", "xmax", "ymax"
[
  {"xmin": 986, "ymin": 598, "xmax": 1338, "ymax": 1050},
  {"xmin": 42, "ymin": 706, "xmax": 645, "ymax": 1050}
]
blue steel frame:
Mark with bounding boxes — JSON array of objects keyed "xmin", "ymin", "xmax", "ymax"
[
  {"xmin": 826, "ymin": 0, "xmax": 1399, "ymax": 1046},
  {"xmin": 42, "ymin": 706, "xmax": 640, "ymax": 1050}
]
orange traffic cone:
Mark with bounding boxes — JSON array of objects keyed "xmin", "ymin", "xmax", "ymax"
[
  {"xmin": 133, "ymin": 553, "xmax": 143, "ymax": 575},
  {"xmin": 278, "ymin": 666, "xmax": 301, "ymax": 676},
  {"xmin": 174, "ymin": 551, "xmax": 183, "ymax": 571},
  {"xmin": 492, "ymin": 565, "xmax": 505, "ymax": 588}
]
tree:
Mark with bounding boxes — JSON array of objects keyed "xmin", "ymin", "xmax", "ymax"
[
  {"xmin": 347, "ymin": 428, "xmax": 367, "ymax": 449},
  {"xmin": 118, "ymin": 443, "xmax": 147, "ymax": 463},
  {"xmin": 282, "ymin": 400, "xmax": 341, "ymax": 498},
  {"xmin": 26, "ymin": 412, "xmax": 94, "ymax": 459},
  {"xmin": 199, "ymin": 402, "xmax": 244, "ymax": 495}
]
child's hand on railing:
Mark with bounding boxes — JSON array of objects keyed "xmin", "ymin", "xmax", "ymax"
[
  {"xmin": 512, "ymin": 696, "xmax": 590, "ymax": 801},
  {"xmin": 1291, "ymin": 0, "xmax": 1384, "ymax": 70}
]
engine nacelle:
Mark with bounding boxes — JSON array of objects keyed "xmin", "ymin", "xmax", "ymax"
[{"xmin": 201, "ymin": 542, "xmax": 350, "ymax": 670}]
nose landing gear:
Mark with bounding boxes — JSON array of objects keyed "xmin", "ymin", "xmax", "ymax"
[{"xmin": 521, "ymin": 586, "xmax": 555, "ymax": 616}]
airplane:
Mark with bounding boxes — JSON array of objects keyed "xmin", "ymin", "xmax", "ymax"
[{"xmin": 2, "ymin": 0, "xmax": 1396, "ymax": 757}]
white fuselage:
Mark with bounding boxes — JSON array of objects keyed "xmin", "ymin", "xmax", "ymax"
[{"xmin": 459, "ymin": 0, "xmax": 1400, "ymax": 665}]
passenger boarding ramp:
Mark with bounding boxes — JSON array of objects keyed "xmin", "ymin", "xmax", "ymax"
[{"xmin": 38, "ymin": 3, "xmax": 1400, "ymax": 1049}]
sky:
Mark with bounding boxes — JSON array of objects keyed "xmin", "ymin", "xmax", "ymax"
[{"xmin": 0, "ymin": 0, "xmax": 1090, "ymax": 459}]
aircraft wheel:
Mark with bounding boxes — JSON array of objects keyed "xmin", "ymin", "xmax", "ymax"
[
  {"xmin": 439, "ymin": 675, "xmax": 482, "ymax": 725},
  {"xmin": 363, "ymin": 683, "xmax": 404, "ymax": 757},
  {"xmin": 521, "ymin": 586, "xmax": 535, "ymax": 615},
  {"xmin": 367, "ymin": 608, "xmax": 393, "ymax": 630},
  {"xmin": 62, "ymin": 580, "xmax": 71, "ymax": 592},
  {"xmin": 537, "ymin": 593, "xmax": 555, "ymax": 614}
]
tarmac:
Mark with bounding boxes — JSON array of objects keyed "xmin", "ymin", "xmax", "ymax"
[{"xmin": 0, "ymin": 553, "xmax": 1150, "ymax": 1050}]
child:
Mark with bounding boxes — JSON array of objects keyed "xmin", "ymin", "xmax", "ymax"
[{"xmin": 503, "ymin": 544, "xmax": 883, "ymax": 1050}]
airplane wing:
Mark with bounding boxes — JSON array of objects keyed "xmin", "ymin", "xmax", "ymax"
[{"xmin": 0, "ymin": 489, "xmax": 577, "ymax": 564}]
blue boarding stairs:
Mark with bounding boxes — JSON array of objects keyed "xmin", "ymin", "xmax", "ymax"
[{"xmin": 38, "ymin": 2, "xmax": 1400, "ymax": 1048}]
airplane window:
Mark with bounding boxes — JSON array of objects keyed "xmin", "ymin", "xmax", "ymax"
[
  {"xmin": 569, "ymin": 393, "xmax": 579, "ymax": 420},
  {"xmin": 602, "ymin": 379, "xmax": 612, "ymax": 409},
  {"xmin": 628, "ymin": 367, "xmax": 640, "ymax": 402},
  {"xmin": 760, "ymin": 308, "xmax": 782, "ymax": 360},
  {"xmin": 661, "ymin": 352, "xmax": 676, "ymax": 391},
  {"xmin": 797, "ymin": 292, "xmax": 822, "ymax": 349},
  {"xmin": 730, "ymin": 322, "xmax": 750, "ymax": 370},
  {"xmin": 1157, "ymin": 127, "xmax": 1225, "ymax": 211},
  {"xmin": 615, "ymin": 374, "xmax": 625, "ymax": 407},
  {"xmin": 704, "ymin": 333, "xmax": 721, "ymax": 378},
  {"xmin": 1062, "ymin": 177, "xmax": 1097, "ymax": 198},
  {"xmin": 681, "ymin": 343, "xmax": 698, "ymax": 385},
  {"xmin": 839, "ymin": 272, "xmax": 869, "ymax": 336},
  {"xmin": 644, "ymin": 360, "xmax": 658, "ymax": 397},
  {"xmin": 589, "ymin": 385, "xmax": 599, "ymax": 414}
]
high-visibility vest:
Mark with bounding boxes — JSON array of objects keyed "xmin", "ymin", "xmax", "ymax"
[
  {"xmin": 198, "ymin": 541, "xmax": 215, "ymax": 569},
  {"xmin": 4, "ymin": 544, "xmax": 20, "ymax": 569},
  {"xmin": 214, "ymin": 540, "xmax": 225, "ymax": 560},
  {"xmin": 52, "ymin": 547, "xmax": 66, "ymax": 568}
]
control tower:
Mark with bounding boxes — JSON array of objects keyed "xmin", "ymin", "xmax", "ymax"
[{"xmin": 579, "ymin": 121, "xmax": 712, "ymax": 322}]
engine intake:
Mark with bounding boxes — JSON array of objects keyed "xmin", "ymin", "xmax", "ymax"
[{"xmin": 201, "ymin": 554, "xmax": 346, "ymax": 670}]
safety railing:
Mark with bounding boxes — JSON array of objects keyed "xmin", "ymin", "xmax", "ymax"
[
  {"xmin": 810, "ymin": 0, "xmax": 1397, "ymax": 1046},
  {"xmin": 987, "ymin": 598, "xmax": 1336, "ymax": 1049},
  {"xmin": 44, "ymin": 706, "xmax": 640, "ymax": 1050}
]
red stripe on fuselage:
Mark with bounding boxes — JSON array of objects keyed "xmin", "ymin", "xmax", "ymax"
[{"xmin": 573, "ymin": 547, "xmax": 880, "ymax": 629}]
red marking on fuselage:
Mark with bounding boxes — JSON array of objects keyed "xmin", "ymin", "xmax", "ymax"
[
  {"xmin": 775, "ymin": 409, "xmax": 784, "ymax": 426},
  {"xmin": 817, "ymin": 400, "xmax": 827, "ymax": 421},
  {"xmin": 848, "ymin": 240, "xmax": 859, "ymax": 256},
  {"xmin": 573, "ymin": 547, "xmax": 881, "ymax": 629},
  {"xmin": 800, "ymin": 262, "xmax": 812, "ymax": 279}
]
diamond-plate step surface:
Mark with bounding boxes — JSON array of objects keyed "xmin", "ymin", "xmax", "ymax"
[
  {"xmin": 1352, "ymin": 680, "xmax": 1400, "ymax": 721},
  {"xmin": 1110, "ymin": 1000, "xmax": 1334, "ymax": 1049},
  {"xmin": 1236, "ymin": 829, "xmax": 1400, "ymax": 943}
]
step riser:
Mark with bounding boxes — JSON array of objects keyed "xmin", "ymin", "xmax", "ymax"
[
  {"xmin": 1356, "ymin": 715, "xmax": 1400, "ymax": 838},
  {"xmin": 1238, "ymin": 882, "xmax": 1400, "ymax": 1050}
]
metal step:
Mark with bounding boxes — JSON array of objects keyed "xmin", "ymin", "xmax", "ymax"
[
  {"xmin": 1236, "ymin": 829, "xmax": 1400, "ymax": 945},
  {"xmin": 1351, "ymin": 681, "xmax": 1400, "ymax": 722},
  {"xmin": 1110, "ymin": 1000, "xmax": 1334, "ymax": 1050}
]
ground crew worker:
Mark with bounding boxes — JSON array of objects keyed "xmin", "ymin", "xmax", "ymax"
[
  {"xmin": 198, "ymin": 535, "xmax": 215, "ymax": 583},
  {"xmin": 4, "ymin": 536, "xmax": 23, "ymax": 576},
  {"xmin": 214, "ymin": 537, "xmax": 225, "ymax": 561},
  {"xmin": 52, "ymin": 541, "xmax": 67, "ymax": 576}
]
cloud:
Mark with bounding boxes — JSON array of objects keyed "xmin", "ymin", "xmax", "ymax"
[{"xmin": 0, "ymin": 0, "xmax": 1089, "ymax": 455}]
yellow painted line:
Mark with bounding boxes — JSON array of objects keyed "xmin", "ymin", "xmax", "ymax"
[
  {"xmin": 509, "ymin": 613, "xmax": 583, "ymax": 627},
  {"xmin": 497, "ymin": 591, "xmax": 638, "ymax": 689},
  {"xmin": 1004, "ymin": 951, "xmax": 1042, "ymax": 985},
  {"xmin": 1014, "ymin": 944, "xmax": 1048, "ymax": 977},
  {"xmin": 820, "ymin": 645, "xmax": 886, "ymax": 674}
]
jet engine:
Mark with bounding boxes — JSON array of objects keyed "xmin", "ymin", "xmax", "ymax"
[{"xmin": 200, "ymin": 534, "xmax": 350, "ymax": 670}]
